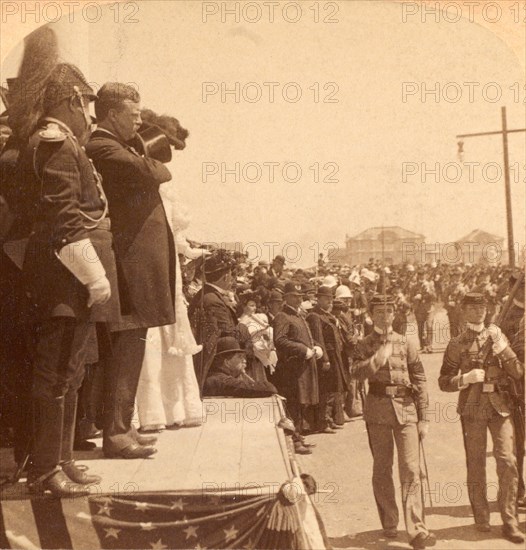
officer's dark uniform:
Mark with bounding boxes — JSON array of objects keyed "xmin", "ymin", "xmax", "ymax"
[
  {"xmin": 18, "ymin": 65, "xmax": 120, "ymax": 489},
  {"xmin": 352, "ymin": 295, "xmax": 430, "ymax": 545},
  {"xmin": 439, "ymin": 293, "xmax": 523, "ymax": 539}
]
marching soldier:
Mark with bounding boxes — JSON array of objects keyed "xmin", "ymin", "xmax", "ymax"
[
  {"xmin": 14, "ymin": 63, "xmax": 121, "ymax": 496},
  {"xmin": 439, "ymin": 293, "xmax": 524, "ymax": 543},
  {"xmin": 352, "ymin": 294, "xmax": 435, "ymax": 549}
]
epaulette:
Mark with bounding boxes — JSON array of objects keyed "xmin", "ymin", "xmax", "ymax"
[{"xmin": 38, "ymin": 122, "xmax": 67, "ymax": 142}]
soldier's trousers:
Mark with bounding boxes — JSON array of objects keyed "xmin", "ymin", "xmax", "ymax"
[
  {"xmin": 461, "ymin": 413, "xmax": 519, "ymax": 527},
  {"xmin": 366, "ymin": 421, "xmax": 427, "ymax": 541},
  {"xmin": 31, "ymin": 317, "xmax": 92, "ymax": 475}
]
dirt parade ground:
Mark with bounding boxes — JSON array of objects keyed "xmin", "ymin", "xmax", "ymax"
[{"xmin": 299, "ymin": 346, "xmax": 526, "ymax": 550}]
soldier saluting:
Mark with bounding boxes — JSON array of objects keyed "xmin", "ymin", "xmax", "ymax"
[
  {"xmin": 9, "ymin": 53, "xmax": 120, "ymax": 497},
  {"xmin": 352, "ymin": 294, "xmax": 435, "ymax": 549},
  {"xmin": 439, "ymin": 292, "xmax": 524, "ymax": 544}
]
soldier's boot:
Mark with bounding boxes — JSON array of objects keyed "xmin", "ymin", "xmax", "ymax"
[
  {"xmin": 27, "ymin": 396, "xmax": 89, "ymax": 498},
  {"xmin": 60, "ymin": 391, "xmax": 101, "ymax": 486}
]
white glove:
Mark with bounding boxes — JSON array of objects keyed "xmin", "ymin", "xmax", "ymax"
[
  {"xmin": 463, "ymin": 368, "xmax": 485, "ymax": 385},
  {"xmin": 268, "ymin": 350, "xmax": 278, "ymax": 368},
  {"xmin": 57, "ymin": 238, "xmax": 106, "ymax": 285},
  {"xmin": 487, "ymin": 324, "xmax": 508, "ymax": 354},
  {"xmin": 86, "ymin": 276, "xmax": 111, "ymax": 307},
  {"xmin": 415, "ymin": 293, "xmax": 422, "ymax": 300},
  {"xmin": 373, "ymin": 341, "xmax": 393, "ymax": 368},
  {"xmin": 365, "ymin": 315, "xmax": 373, "ymax": 325},
  {"xmin": 313, "ymin": 345, "xmax": 323, "ymax": 359},
  {"xmin": 305, "ymin": 348, "xmax": 315, "ymax": 360}
]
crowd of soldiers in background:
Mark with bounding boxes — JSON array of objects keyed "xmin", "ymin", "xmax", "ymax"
[
  {"xmin": 185, "ymin": 250, "xmax": 520, "ymax": 346},
  {"xmin": 179, "ymin": 249, "xmax": 523, "ymax": 453}
]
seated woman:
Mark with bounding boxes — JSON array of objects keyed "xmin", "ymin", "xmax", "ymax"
[
  {"xmin": 203, "ymin": 337, "xmax": 277, "ymax": 398},
  {"xmin": 237, "ymin": 291, "xmax": 278, "ymax": 383}
]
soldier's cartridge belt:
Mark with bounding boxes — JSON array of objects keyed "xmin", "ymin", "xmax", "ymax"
[{"xmin": 369, "ymin": 383, "xmax": 413, "ymax": 398}]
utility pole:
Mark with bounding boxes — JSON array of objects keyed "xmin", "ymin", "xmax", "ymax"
[{"xmin": 456, "ymin": 107, "xmax": 525, "ymax": 268}]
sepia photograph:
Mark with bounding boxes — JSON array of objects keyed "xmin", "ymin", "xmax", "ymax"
[{"xmin": 0, "ymin": 1, "xmax": 525, "ymax": 548}]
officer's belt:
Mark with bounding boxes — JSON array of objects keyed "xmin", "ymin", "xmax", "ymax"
[{"xmin": 369, "ymin": 382, "xmax": 413, "ymax": 398}]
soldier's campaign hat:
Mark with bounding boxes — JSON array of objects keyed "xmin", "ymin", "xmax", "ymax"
[
  {"xmin": 273, "ymin": 255, "xmax": 286, "ymax": 265},
  {"xmin": 369, "ymin": 294, "xmax": 395, "ymax": 309},
  {"xmin": 214, "ymin": 337, "xmax": 245, "ymax": 356},
  {"xmin": 461, "ymin": 293, "xmax": 487, "ymax": 307},
  {"xmin": 44, "ymin": 63, "xmax": 96, "ymax": 109},
  {"xmin": 283, "ymin": 281, "xmax": 303, "ymax": 296},
  {"xmin": 317, "ymin": 285, "xmax": 334, "ymax": 298}
]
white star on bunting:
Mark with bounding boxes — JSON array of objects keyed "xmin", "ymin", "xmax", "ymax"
[
  {"xmin": 135, "ymin": 501, "xmax": 149, "ymax": 512},
  {"xmin": 183, "ymin": 525, "xmax": 198, "ymax": 539},
  {"xmin": 104, "ymin": 527, "xmax": 121, "ymax": 539},
  {"xmin": 149, "ymin": 539, "xmax": 168, "ymax": 550},
  {"xmin": 224, "ymin": 525, "xmax": 239, "ymax": 542},
  {"xmin": 170, "ymin": 498, "xmax": 184, "ymax": 510},
  {"xmin": 97, "ymin": 502, "xmax": 113, "ymax": 516},
  {"xmin": 140, "ymin": 522, "xmax": 155, "ymax": 531}
]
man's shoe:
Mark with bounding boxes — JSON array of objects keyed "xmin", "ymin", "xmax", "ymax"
[
  {"xmin": 294, "ymin": 443, "xmax": 313, "ymax": 455},
  {"xmin": 517, "ymin": 496, "xmax": 526, "ymax": 508},
  {"xmin": 135, "ymin": 433, "xmax": 158, "ymax": 446},
  {"xmin": 104, "ymin": 443, "xmax": 157, "ymax": 459},
  {"xmin": 320, "ymin": 427, "xmax": 337, "ymax": 434},
  {"xmin": 383, "ymin": 529, "xmax": 398, "ymax": 538},
  {"xmin": 301, "ymin": 440, "xmax": 317, "ymax": 448},
  {"xmin": 476, "ymin": 523, "xmax": 491, "ymax": 532},
  {"xmin": 343, "ymin": 413, "xmax": 353, "ymax": 423},
  {"xmin": 502, "ymin": 525, "xmax": 525, "ymax": 544},
  {"xmin": 61, "ymin": 461, "xmax": 101, "ymax": 485},
  {"xmin": 330, "ymin": 422, "xmax": 344, "ymax": 430},
  {"xmin": 410, "ymin": 532, "xmax": 436, "ymax": 549},
  {"xmin": 27, "ymin": 468, "xmax": 90, "ymax": 498},
  {"xmin": 73, "ymin": 439, "xmax": 97, "ymax": 451}
]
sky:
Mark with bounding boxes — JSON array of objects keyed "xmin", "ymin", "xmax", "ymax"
[{"xmin": 1, "ymin": 0, "xmax": 525, "ymax": 266}]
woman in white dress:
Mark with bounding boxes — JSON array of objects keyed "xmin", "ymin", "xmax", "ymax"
[
  {"xmin": 237, "ymin": 293, "xmax": 278, "ymax": 383},
  {"xmin": 135, "ymin": 195, "xmax": 209, "ymax": 431}
]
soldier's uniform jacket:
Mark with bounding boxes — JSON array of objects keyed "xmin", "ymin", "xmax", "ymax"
[
  {"xmin": 306, "ymin": 306, "xmax": 348, "ymax": 394},
  {"xmin": 21, "ymin": 119, "xmax": 120, "ymax": 321},
  {"xmin": 439, "ymin": 327, "xmax": 523, "ymax": 418},
  {"xmin": 273, "ymin": 303, "xmax": 320, "ymax": 406},
  {"xmin": 352, "ymin": 330, "xmax": 428, "ymax": 424}
]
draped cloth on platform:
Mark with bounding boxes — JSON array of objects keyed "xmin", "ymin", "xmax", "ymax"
[{"xmin": 0, "ymin": 486, "xmax": 329, "ymax": 550}]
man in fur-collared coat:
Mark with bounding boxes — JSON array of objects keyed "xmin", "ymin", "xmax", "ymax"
[
  {"xmin": 273, "ymin": 281, "xmax": 321, "ymax": 434},
  {"xmin": 306, "ymin": 286, "xmax": 348, "ymax": 431}
]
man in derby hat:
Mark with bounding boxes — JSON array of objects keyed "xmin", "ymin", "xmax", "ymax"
[
  {"xmin": 14, "ymin": 62, "xmax": 121, "ymax": 496},
  {"xmin": 352, "ymin": 294, "xmax": 435, "ymax": 549},
  {"xmin": 268, "ymin": 254, "xmax": 286, "ymax": 279},
  {"xmin": 439, "ymin": 293, "xmax": 524, "ymax": 543},
  {"xmin": 188, "ymin": 250, "xmax": 249, "ymax": 392},
  {"xmin": 203, "ymin": 337, "xmax": 277, "ymax": 398},
  {"xmin": 306, "ymin": 286, "xmax": 348, "ymax": 432},
  {"xmin": 273, "ymin": 281, "xmax": 322, "ymax": 435}
]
